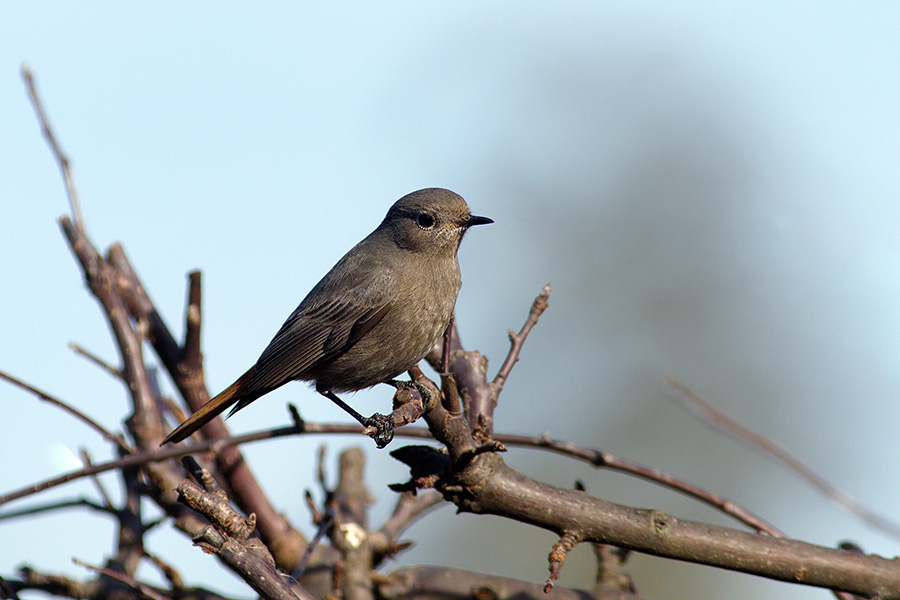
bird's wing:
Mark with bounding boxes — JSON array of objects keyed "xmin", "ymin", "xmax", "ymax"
[{"xmin": 241, "ymin": 263, "xmax": 395, "ymax": 399}]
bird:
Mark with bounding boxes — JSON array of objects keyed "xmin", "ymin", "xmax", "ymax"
[{"xmin": 161, "ymin": 188, "xmax": 492, "ymax": 448}]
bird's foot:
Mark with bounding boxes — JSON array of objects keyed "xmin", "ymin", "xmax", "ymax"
[{"xmin": 362, "ymin": 412, "xmax": 394, "ymax": 448}]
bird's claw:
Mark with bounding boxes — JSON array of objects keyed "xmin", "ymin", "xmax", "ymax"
[{"xmin": 363, "ymin": 412, "xmax": 394, "ymax": 448}]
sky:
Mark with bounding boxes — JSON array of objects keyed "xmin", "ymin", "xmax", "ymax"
[{"xmin": 2, "ymin": 3, "xmax": 900, "ymax": 599}]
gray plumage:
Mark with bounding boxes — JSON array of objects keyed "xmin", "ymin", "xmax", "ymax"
[{"xmin": 162, "ymin": 188, "xmax": 491, "ymax": 445}]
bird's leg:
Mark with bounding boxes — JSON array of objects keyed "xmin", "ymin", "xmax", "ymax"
[{"xmin": 318, "ymin": 389, "xmax": 394, "ymax": 448}]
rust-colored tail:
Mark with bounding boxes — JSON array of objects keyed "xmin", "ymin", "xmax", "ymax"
[{"xmin": 161, "ymin": 367, "xmax": 256, "ymax": 445}]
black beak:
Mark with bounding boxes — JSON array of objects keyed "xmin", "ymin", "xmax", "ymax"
[{"xmin": 464, "ymin": 215, "xmax": 494, "ymax": 227}]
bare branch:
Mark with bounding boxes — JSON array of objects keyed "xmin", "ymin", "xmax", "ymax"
[
  {"xmin": 107, "ymin": 245, "xmax": 309, "ymax": 570},
  {"xmin": 181, "ymin": 270, "xmax": 203, "ymax": 372},
  {"xmin": 115, "ymin": 450, "xmax": 147, "ymax": 575},
  {"xmin": 377, "ymin": 490, "xmax": 444, "ymax": 543},
  {"xmin": 410, "ymin": 330, "xmax": 900, "ymax": 597},
  {"xmin": 0, "ymin": 424, "xmax": 312, "ymax": 507},
  {"xmin": 72, "ymin": 559, "xmax": 168, "ymax": 600},
  {"xmin": 426, "ymin": 324, "xmax": 494, "ymax": 438},
  {"xmin": 177, "ymin": 457, "xmax": 314, "ymax": 600},
  {"xmin": 0, "ymin": 498, "xmax": 109, "ymax": 521},
  {"xmin": 8, "ymin": 566, "xmax": 236, "ymax": 600},
  {"xmin": 78, "ymin": 450, "xmax": 114, "ymax": 509},
  {"xmin": 492, "ymin": 283, "xmax": 551, "ymax": 394},
  {"xmin": 0, "ymin": 418, "xmax": 784, "ymax": 542},
  {"xmin": 60, "ymin": 217, "xmax": 165, "ymax": 447},
  {"xmin": 440, "ymin": 315, "xmax": 454, "ymax": 374},
  {"xmin": 408, "ymin": 445, "xmax": 900, "ymax": 597},
  {"xmin": 592, "ymin": 545, "xmax": 635, "ymax": 598},
  {"xmin": 0, "ymin": 369, "xmax": 131, "ymax": 454},
  {"xmin": 493, "ymin": 431, "xmax": 781, "ymax": 536},
  {"xmin": 12, "ymin": 567, "xmax": 94, "ymax": 599},
  {"xmin": 294, "ymin": 504, "xmax": 333, "ymax": 578},
  {"xmin": 545, "ymin": 532, "xmax": 580, "ymax": 592},
  {"xmin": 68, "ymin": 343, "xmax": 123, "ymax": 380},
  {"xmin": 21, "ymin": 65, "xmax": 84, "ymax": 228},
  {"xmin": 330, "ymin": 448, "xmax": 375, "ymax": 600},
  {"xmin": 379, "ymin": 566, "xmax": 634, "ymax": 600},
  {"xmin": 666, "ymin": 379, "xmax": 900, "ymax": 541},
  {"xmin": 141, "ymin": 552, "xmax": 185, "ymax": 591}
]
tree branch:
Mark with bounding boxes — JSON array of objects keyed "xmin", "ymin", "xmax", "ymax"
[
  {"xmin": 107, "ymin": 245, "xmax": 309, "ymax": 570},
  {"xmin": 492, "ymin": 283, "xmax": 550, "ymax": 394},
  {"xmin": 666, "ymin": 379, "xmax": 900, "ymax": 541},
  {"xmin": 176, "ymin": 457, "xmax": 314, "ymax": 600},
  {"xmin": 330, "ymin": 448, "xmax": 375, "ymax": 600},
  {"xmin": 72, "ymin": 559, "xmax": 169, "ymax": 600},
  {"xmin": 378, "ymin": 566, "xmax": 636, "ymax": 600},
  {"xmin": 407, "ymin": 329, "xmax": 900, "ymax": 598},
  {"xmin": 412, "ymin": 446, "xmax": 900, "ymax": 597},
  {"xmin": 492, "ymin": 432, "xmax": 780, "ymax": 536},
  {"xmin": 68, "ymin": 343, "xmax": 124, "ymax": 380},
  {"xmin": 21, "ymin": 65, "xmax": 84, "ymax": 228},
  {"xmin": 0, "ymin": 369, "xmax": 131, "ymax": 454}
]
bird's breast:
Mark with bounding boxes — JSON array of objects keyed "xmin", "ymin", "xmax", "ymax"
[{"xmin": 313, "ymin": 256, "xmax": 461, "ymax": 392}]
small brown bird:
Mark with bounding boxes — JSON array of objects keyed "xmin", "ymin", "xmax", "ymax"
[{"xmin": 162, "ymin": 188, "xmax": 491, "ymax": 447}]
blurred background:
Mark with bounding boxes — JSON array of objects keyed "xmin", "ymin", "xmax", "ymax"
[{"xmin": 2, "ymin": 3, "xmax": 900, "ymax": 599}]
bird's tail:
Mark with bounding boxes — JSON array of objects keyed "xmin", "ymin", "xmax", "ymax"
[{"xmin": 161, "ymin": 366, "xmax": 256, "ymax": 445}]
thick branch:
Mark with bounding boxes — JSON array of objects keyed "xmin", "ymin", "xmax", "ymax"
[
  {"xmin": 493, "ymin": 432, "xmax": 780, "ymax": 536},
  {"xmin": 667, "ymin": 379, "xmax": 900, "ymax": 541},
  {"xmin": 411, "ymin": 296, "xmax": 900, "ymax": 598},
  {"xmin": 331, "ymin": 448, "xmax": 375, "ymax": 600},
  {"xmin": 436, "ymin": 452, "xmax": 900, "ymax": 598}
]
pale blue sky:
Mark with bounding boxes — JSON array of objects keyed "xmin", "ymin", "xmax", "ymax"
[{"xmin": 3, "ymin": 4, "xmax": 900, "ymax": 599}]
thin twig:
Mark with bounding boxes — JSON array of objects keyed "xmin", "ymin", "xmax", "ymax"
[
  {"xmin": 316, "ymin": 445, "xmax": 328, "ymax": 492},
  {"xmin": 21, "ymin": 64, "xmax": 84, "ymax": 228},
  {"xmin": 69, "ymin": 343, "xmax": 123, "ymax": 380},
  {"xmin": 141, "ymin": 551, "xmax": 184, "ymax": 590},
  {"xmin": 0, "ymin": 368, "xmax": 132, "ymax": 454},
  {"xmin": 492, "ymin": 283, "xmax": 550, "ymax": 394},
  {"xmin": 666, "ymin": 379, "xmax": 900, "ymax": 541},
  {"xmin": 0, "ymin": 498, "xmax": 110, "ymax": 521},
  {"xmin": 294, "ymin": 508, "xmax": 334, "ymax": 578},
  {"xmin": 72, "ymin": 558, "xmax": 169, "ymax": 600},
  {"xmin": 379, "ymin": 490, "xmax": 444, "ymax": 541},
  {"xmin": 79, "ymin": 449, "xmax": 114, "ymax": 509}
]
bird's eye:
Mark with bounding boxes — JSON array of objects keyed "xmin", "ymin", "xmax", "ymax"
[{"xmin": 416, "ymin": 213, "xmax": 435, "ymax": 229}]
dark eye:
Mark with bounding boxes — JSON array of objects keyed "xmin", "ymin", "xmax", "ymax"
[{"xmin": 416, "ymin": 213, "xmax": 435, "ymax": 229}]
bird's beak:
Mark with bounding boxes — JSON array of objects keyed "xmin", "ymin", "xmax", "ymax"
[{"xmin": 463, "ymin": 215, "xmax": 494, "ymax": 227}]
